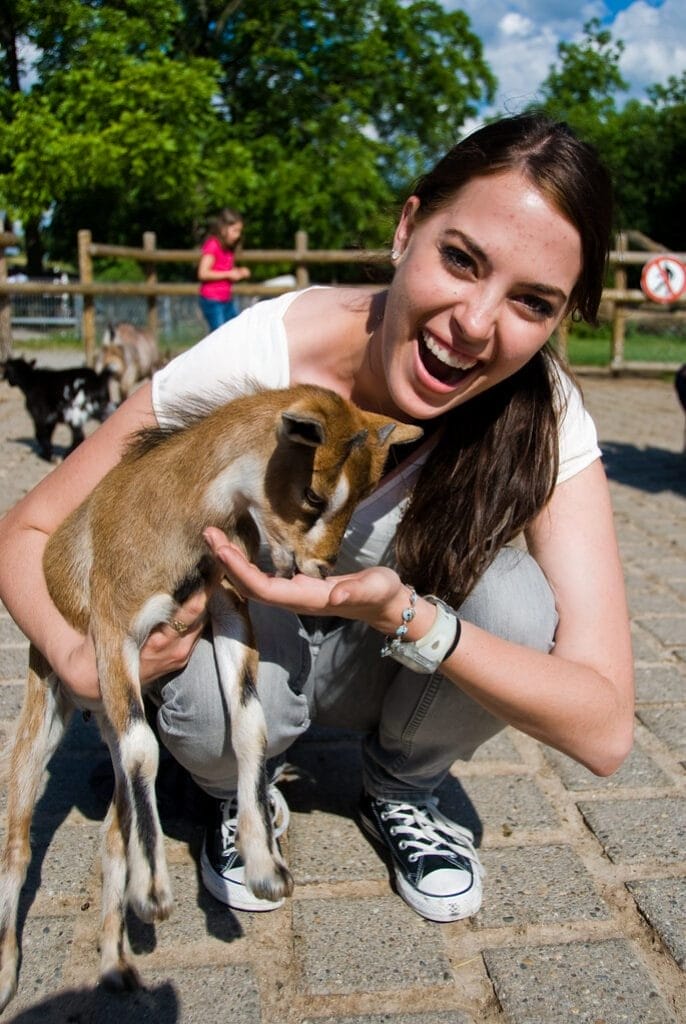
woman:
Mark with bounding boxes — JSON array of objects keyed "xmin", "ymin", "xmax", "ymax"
[
  {"xmin": 197, "ymin": 207, "xmax": 251, "ymax": 330},
  {"xmin": 0, "ymin": 114, "xmax": 634, "ymax": 924}
]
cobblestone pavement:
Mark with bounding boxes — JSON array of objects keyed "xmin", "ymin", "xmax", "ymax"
[{"xmin": 0, "ymin": 363, "xmax": 684, "ymax": 1023}]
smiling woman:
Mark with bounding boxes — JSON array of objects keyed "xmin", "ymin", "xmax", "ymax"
[{"xmin": 0, "ymin": 113, "xmax": 633, "ymax": 931}]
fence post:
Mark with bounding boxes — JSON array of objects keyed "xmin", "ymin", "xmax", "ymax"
[
  {"xmin": 611, "ymin": 231, "xmax": 628, "ymax": 376},
  {"xmin": 0, "ymin": 234, "xmax": 13, "ymax": 360},
  {"xmin": 555, "ymin": 316, "xmax": 570, "ymax": 362},
  {"xmin": 143, "ymin": 231, "xmax": 158, "ymax": 339},
  {"xmin": 295, "ymin": 230, "xmax": 309, "ymax": 289},
  {"xmin": 78, "ymin": 229, "xmax": 96, "ymax": 365}
]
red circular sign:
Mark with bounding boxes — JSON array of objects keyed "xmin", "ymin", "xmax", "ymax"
[{"xmin": 640, "ymin": 255, "xmax": 686, "ymax": 304}]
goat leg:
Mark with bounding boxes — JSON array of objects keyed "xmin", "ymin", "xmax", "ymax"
[
  {"xmin": 94, "ymin": 634, "xmax": 172, "ymax": 925},
  {"xmin": 0, "ymin": 648, "xmax": 73, "ymax": 1011},
  {"xmin": 210, "ymin": 590, "xmax": 294, "ymax": 902}
]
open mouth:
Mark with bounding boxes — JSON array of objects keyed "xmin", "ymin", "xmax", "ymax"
[{"xmin": 419, "ymin": 329, "xmax": 478, "ymax": 387}]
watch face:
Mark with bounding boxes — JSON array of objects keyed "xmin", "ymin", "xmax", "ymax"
[{"xmin": 641, "ymin": 256, "xmax": 686, "ymax": 304}]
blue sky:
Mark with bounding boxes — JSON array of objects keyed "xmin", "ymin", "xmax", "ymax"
[{"xmin": 441, "ymin": 0, "xmax": 684, "ymax": 118}]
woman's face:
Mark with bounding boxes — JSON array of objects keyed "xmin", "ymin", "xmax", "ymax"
[{"xmin": 377, "ymin": 169, "xmax": 582, "ymax": 421}]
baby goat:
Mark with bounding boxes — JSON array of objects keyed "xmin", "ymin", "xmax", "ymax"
[
  {"xmin": 1, "ymin": 356, "xmax": 114, "ymax": 461},
  {"xmin": 0, "ymin": 383, "xmax": 421, "ymax": 1008}
]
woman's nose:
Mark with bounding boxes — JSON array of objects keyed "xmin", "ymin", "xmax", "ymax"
[{"xmin": 452, "ymin": 287, "xmax": 498, "ymax": 345}]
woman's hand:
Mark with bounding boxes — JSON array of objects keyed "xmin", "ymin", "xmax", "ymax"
[
  {"xmin": 203, "ymin": 526, "xmax": 428, "ymax": 636},
  {"xmin": 138, "ymin": 589, "xmax": 210, "ymax": 685},
  {"xmin": 52, "ymin": 590, "xmax": 210, "ymax": 706}
]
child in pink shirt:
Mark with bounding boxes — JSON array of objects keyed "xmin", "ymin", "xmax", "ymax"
[{"xmin": 198, "ymin": 208, "xmax": 251, "ymax": 330}]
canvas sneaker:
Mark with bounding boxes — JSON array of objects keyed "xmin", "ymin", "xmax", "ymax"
[
  {"xmin": 200, "ymin": 785, "xmax": 290, "ymax": 912},
  {"xmin": 359, "ymin": 792, "xmax": 484, "ymax": 922}
]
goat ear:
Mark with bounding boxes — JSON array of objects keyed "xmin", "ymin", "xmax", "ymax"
[
  {"xmin": 377, "ymin": 420, "xmax": 423, "ymax": 448},
  {"xmin": 280, "ymin": 410, "xmax": 326, "ymax": 447}
]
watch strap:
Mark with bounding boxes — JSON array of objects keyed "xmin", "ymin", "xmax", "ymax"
[{"xmin": 381, "ymin": 594, "xmax": 460, "ymax": 674}]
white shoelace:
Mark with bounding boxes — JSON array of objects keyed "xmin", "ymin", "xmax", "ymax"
[
  {"xmin": 220, "ymin": 785, "xmax": 291, "ymax": 846},
  {"xmin": 380, "ymin": 798, "xmax": 483, "ymax": 874}
]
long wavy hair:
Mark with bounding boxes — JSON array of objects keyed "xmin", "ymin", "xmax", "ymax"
[{"xmin": 393, "ymin": 113, "xmax": 614, "ymax": 606}]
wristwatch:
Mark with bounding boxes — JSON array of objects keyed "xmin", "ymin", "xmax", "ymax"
[{"xmin": 380, "ymin": 595, "xmax": 461, "ymax": 674}]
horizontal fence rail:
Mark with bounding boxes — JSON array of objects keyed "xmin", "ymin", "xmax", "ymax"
[{"xmin": 1, "ymin": 228, "xmax": 685, "ymax": 370}]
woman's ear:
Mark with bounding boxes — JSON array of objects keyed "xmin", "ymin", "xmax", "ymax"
[{"xmin": 393, "ymin": 196, "xmax": 421, "ymax": 259}]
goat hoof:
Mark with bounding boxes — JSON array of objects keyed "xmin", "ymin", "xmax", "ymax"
[
  {"xmin": 131, "ymin": 889, "xmax": 173, "ymax": 924},
  {"xmin": 100, "ymin": 962, "xmax": 143, "ymax": 992},
  {"xmin": 249, "ymin": 863, "xmax": 294, "ymax": 902}
]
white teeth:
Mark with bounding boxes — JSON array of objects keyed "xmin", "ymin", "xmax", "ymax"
[{"xmin": 421, "ymin": 330, "xmax": 477, "ymax": 371}]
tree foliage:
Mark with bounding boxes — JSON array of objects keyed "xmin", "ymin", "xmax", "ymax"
[
  {"xmin": 531, "ymin": 20, "xmax": 685, "ymax": 249},
  {"xmin": 0, "ymin": 0, "xmax": 494, "ymax": 273}
]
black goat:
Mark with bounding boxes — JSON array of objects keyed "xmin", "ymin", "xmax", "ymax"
[{"xmin": 1, "ymin": 356, "xmax": 115, "ymax": 461}]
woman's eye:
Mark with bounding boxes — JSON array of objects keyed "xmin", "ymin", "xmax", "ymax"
[
  {"xmin": 303, "ymin": 487, "xmax": 326, "ymax": 511},
  {"xmin": 440, "ymin": 245, "xmax": 474, "ymax": 273},
  {"xmin": 518, "ymin": 294, "xmax": 555, "ymax": 318}
]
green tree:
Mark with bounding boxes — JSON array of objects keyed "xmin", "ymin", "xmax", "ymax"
[
  {"xmin": 530, "ymin": 20, "xmax": 685, "ymax": 248},
  {"xmin": 0, "ymin": 0, "xmax": 495, "ymax": 274}
]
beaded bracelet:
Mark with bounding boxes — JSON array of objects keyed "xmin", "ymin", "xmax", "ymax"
[
  {"xmin": 380, "ymin": 589, "xmax": 461, "ymax": 673},
  {"xmin": 380, "ymin": 586, "xmax": 417, "ymax": 657}
]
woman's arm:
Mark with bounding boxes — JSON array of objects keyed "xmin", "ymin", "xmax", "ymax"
[
  {"xmin": 0, "ymin": 382, "xmax": 206, "ymax": 701},
  {"xmin": 204, "ymin": 458, "xmax": 634, "ymax": 776}
]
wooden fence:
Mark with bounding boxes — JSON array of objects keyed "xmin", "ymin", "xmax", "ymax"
[{"xmin": 1, "ymin": 228, "xmax": 685, "ymax": 371}]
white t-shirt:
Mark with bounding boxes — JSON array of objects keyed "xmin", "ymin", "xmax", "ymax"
[{"xmin": 152, "ymin": 289, "xmax": 600, "ymax": 573}]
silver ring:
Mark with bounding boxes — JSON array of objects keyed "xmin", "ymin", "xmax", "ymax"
[{"xmin": 169, "ymin": 618, "xmax": 190, "ymax": 636}]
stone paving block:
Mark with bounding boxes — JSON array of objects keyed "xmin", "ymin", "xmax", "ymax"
[
  {"xmin": 0, "ymin": 645, "xmax": 29, "ymax": 679},
  {"xmin": 635, "ymin": 663, "xmax": 686, "ymax": 702},
  {"xmin": 578, "ymin": 796, "xmax": 686, "ymax": 864},
  {"xmin": 477, "ymin": 845, "xmax": 610, "ymax": 928},
  {"xmin": 3, "ymin": 966, "xmax": 261, "ymax": 1023},
  {"xmin": 293, "ymin": 896, "xmax": 453, "ymax": 995},
  {"xmin": 637, "ymin": 616, "xmax": 686, "ymax": 649},
  {"xmin": 469, "ymin": 728, "xmax": 522, "ymax": 763},
  {"xmin": 127, "ymin": 857, "xmax": 246, "ymax": 953},
  {"xmin": 631, "ymin": 624, "xmax": 671, "ymax": 662},
  {"xmin": 0, "ymin": 679, "xmax": 25, "ymax": 720},
  {"xmin": 453, "ymin": 775, "xmax": 560, "ymax": 841},
  {"xmin": 289, "ymin": 809, "xmax": 387, "ymax": 884},
  {"xmin": 484, "ymin": 938, "xmax": 677, "ymax": 1024},
  {"xmin": 6, "ymin": 915, "xmax": 75, "ymax": 1016},
  {"xmin": 28, "ymin": 824, "xmax": 100, "ymax": 905},
  {"xmin": 301, "ymin": 1014, "xmax": 475, "ymax": 1024},
  {"xmin": 636, "ymin": 705, "xmax": 686, "ymax": 759},
  {"xmin": 626, "ymin": 877, "xmax": 686, "ymax": 970},
  {"xmin": 628, "ymin": 587, "xmax": 685, "ymax": 615},
  {"xmin": 145, "ymin": 965, "xmax": 262, "ymax": 1023},
  {"xmin": 543, "ymin": 743, "xmax": 672, "ymax": 791},
  {"xmin": 0, "ymin": 616, "xmax": 25, "ymax": 644}
]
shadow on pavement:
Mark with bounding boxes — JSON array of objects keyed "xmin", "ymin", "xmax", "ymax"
[{"xmin": 601, "ymin": 441, "xmax": 685, "ymax": 496}]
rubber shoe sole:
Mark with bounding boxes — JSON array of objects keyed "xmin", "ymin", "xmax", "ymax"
[
  {"xmin": 200, "ymin": 843, "xmax": 285, "ymax": 912},
  {"xmin": 359, "ymin": 807, "xmax": 483, "ymax": 923}
]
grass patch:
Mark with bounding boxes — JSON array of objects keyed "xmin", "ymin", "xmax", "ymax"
[{"xmin": 560, "ymin": 324, "xmax": 686, "ymax": 367}]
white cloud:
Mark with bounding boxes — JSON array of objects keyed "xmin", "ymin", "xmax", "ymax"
[
  {"xmin": 499, "ymin": 12, "xmax": 535, "ymax": 38},
  {"xmin": 442, "ymin": 0, "xmax": 685, "ymax": 114},
  {"xmin": 613, "ymin": 0, "xmax": 686, "ymax": 96}
]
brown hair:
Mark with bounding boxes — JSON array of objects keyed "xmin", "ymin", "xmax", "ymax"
[{"xmin": 394, "ymin": 113, "xmax": 614, "ymax": 606}]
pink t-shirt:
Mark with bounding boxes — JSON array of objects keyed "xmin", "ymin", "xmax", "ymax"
[{"xmin": 199, "ymin": 236, "xmax": 235, "ymax": 302}]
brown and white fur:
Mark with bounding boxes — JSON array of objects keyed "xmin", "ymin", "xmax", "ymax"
[
  {"xmin": 0, "ymin": 384, "xmax": 421, "ymax": 1009},
  {"xmin": 96, "ymin": 322, "xmax": 160, "ymax": 403}
]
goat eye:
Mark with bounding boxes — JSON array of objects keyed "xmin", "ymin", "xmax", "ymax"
[{"xmin": 303, "ymin": 487, "xmax": 326, "ymax": 511}]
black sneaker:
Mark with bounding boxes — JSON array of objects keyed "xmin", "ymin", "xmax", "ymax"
[
  {"xmin": 200, "ymin": 786, "xmax": 290, "ymax": 912},
  {"xmin": 359, "ymin": 792, "xmax": 483, "ymax": 922}
]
